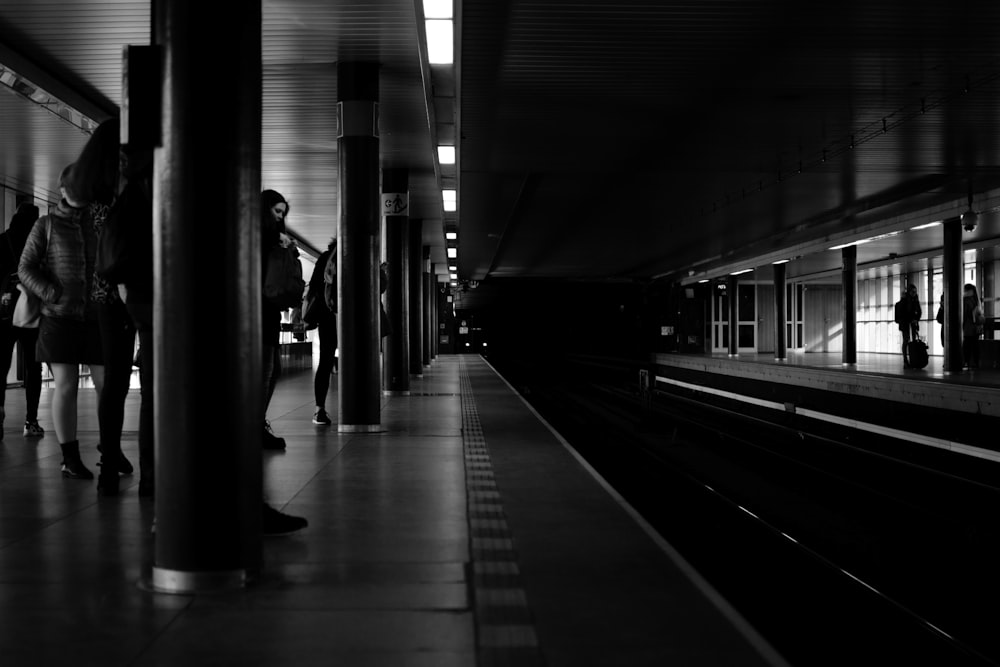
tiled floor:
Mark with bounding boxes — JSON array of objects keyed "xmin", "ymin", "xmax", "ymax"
[{"xmin": 0, "ymin": 354, "xmax": 788, "ymax": 667}]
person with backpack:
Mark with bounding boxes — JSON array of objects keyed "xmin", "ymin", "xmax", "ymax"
[
  {"xmin": 894, "ymin": 283, "xmax": 922, "ymax": 368},
  {"xmin": 305, "ymin": 238, "xmax": 337, "ymax": 426},
  {"xmin": 0, "ymin": 202, "xmax": 44, "ymax": 439}
]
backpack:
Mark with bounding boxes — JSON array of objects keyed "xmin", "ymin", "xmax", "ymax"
[
  {"xmin": 95, "ymin": 180, "xmax": 151, "ymax": 285},
  {"xmin": 264, "ymin": 241, "xmax": 306, "ymax": 309},
  {"xmin": 322, "ymin": 249, "xmax": 337, "ymax": 312}
]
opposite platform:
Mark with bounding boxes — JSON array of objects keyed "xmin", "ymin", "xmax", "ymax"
[{"xmin": 0, "ymin": 354, "xmax": 786, "ymax": 666}]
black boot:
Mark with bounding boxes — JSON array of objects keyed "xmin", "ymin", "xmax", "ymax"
[
  {"xmin": 60, "ymin": 440, "xmax": 94, "ymax": 480},
  {"xmin": 97, "ymin": 471, "xmax": 120, "ymax": 496}
]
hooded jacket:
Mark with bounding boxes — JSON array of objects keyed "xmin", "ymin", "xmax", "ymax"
[{"xmin": 18, "ymin": 199, "xmax": 99, "ymax": 322}]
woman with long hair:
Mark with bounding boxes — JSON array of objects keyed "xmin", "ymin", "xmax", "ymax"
[
  {"xmin": 69, "ymin": 117, "xmax": 137, "ymax": 495},
  {"xmin": 963, "ymin": 283, "xmax": 985, "ymax": 369}
]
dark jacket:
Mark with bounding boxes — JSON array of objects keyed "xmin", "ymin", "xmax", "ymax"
[
  {"xmin": 18, "ymin": 199, "xmax": 99, "ymax": 322},
  {"xmin": 261, "ymin": 190, "xmax": 288, "ymax": 346},
  {"xmin": 963, "ymin": 296, "xmax": 984, "ymax": 337},
  {"xmin": 0, "ymin": 203, "xmax": 39, "ymax": 280},
  {"xmin": 896, "ymin": 294, "xmax": 921, "ymax": 331}
]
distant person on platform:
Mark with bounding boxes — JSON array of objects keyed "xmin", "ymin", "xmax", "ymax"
[
  {"xmin": 962, "ymin": 283, "xmax": 985, "ymax": 369},
  {"xmin": 894, "ymin": 283, "xmax": 921, "ymax": 368}
]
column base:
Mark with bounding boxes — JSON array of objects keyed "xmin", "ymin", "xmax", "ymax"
[
  {"xmin": 150, "ymin": 566, "xmax": 246, "ymax": 594},
  {"xmin": 383, "ymin": 390, "xmax": 410, "ymax": 396},
  {"xmin": 338, "ymin": 423, "xmax": 383, "ymax": 433}
]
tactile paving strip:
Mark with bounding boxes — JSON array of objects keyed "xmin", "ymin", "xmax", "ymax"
[{"xmin": 460, "ymin": 357, "xmax": 545, "ymax": 667}]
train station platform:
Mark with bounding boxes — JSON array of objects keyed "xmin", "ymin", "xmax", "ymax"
[
  {"xmin": 0, "ymin": 354, "xmax": 788, "ymax": 666},
  {"xmin": 653, "ymin": 350, "xmax": 1000, "ymax": 463}
]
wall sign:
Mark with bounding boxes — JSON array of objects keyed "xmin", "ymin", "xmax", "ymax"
[{"xmin": 381, "ymin": 193, "xmax": 409, "ymax": 216}]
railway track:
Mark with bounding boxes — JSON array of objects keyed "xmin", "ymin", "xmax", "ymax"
[{"xmin": 489, "ymin": 353, "xmax": 1000, "ymax": 666}]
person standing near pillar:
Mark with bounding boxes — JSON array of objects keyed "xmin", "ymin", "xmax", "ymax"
[
  {"xmin": 0, "ymin": 202, "xmax": 44, "ymax": 439},
  {"xmin": 258, "ymin": 189, "xmax": 308, "ymax": 534},
  {"xmin": 70, "ymin": 117, "xmax": 137, "ymax": 495},
  {"xmin": 307, "ymin": 238, "xmax": 337, "ymax": 426},
  {"xmin": 963, "ymin": 283, "xmax": 985, "ymax": 369},
  {"xmin": 894, "ymin": 283, "xmax": 922, "ymax": 368},
  {"xmin": 19, "ymin": 164, "xmax": 105, "ymax": 480},
  {"xmin": 261, "ymin": 189, "xmax": 290, "ymax": 450}
]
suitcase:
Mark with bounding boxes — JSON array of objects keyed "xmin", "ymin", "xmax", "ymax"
[{"xmin": 907, "ymin": 337, "xmax": 929, "ymax": 369}]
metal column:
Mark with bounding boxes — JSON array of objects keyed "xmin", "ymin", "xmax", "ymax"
[
  {"xmin": 382, "ymin": 168, "xmax": 409, "ymax": 394},
  {"xmin": 773, "ymin": 262, "xmax": 787, "ymax": 361},
  {"xmin": 842, "ymin": 245, "xmax": 857, "ymax": 365},
  {"xmin": 337, "ymin": 62, "xmax": 382, "ymax": 430},
  {"xmin": 943, "ymin": 218, "xmax": 964, "ymax": 372},
  {"xmin": 422, "ymin": 248, "xmax": 432, "ymax": 368},
  {"xmin": 408, "ymin": 221, "xmax": 424, "ymax": 377},
  {"xmin": 727, "ymin": 275, "xmax": 738, "ymax": 356},
  {"xmin": 152, "ymin": 0, "xmax": 262, "ymax": 592}
]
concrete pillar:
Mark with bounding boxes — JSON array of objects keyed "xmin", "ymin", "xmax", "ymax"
[
  {"xmin": 422, "ymin": 248, "xmax": 432, "ymax": 368},
  {"xmin": 773, "ymin": 262, "xmax": 787, "ymax": 360},
  {"xmin": 727, "ymin": 275, "xmax": 738, "ymax": 356},
  {"xmin": 152, "ymin": 0, "xmax": 262, "ymax": 592},
  {"xmin": 382, "ymin": 168, "xmax": 409, "ymax": 394},
  {"xmin": 408, "ymin": 222, "xmax": 424, "ymax": 376},
  {"xmin": 943, "ymin": 218, "xmax": 964, "ymax": 372},
  {"xmin": 337, "ymin": 62, "xmax": 382, "ymax": 430},
  {"xmin": 842, "ymin": 245, "xmax": 857, "ymax": 365}
]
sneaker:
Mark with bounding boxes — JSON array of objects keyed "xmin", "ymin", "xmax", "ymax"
[
  {"xmin": 23, "ymin": 419, "xmax": 43, "ymax": 437},
  {"xmin": 61, "ymin": 457, "xmax": 94, "ymax": 480},
  {"xmin": 262, "ymin": 503, "xmax": 307, "ymax": 536},
  {"xmin": 263, "ymin": 421, "xmax": 286, "ymax": 450},
  {"xmin": 96, "ymin": 444, "xmax": 134, "ymax": 475},
  {"xmin": 312, "ymin": 407, "xmax": 332, "ymax": 425}
]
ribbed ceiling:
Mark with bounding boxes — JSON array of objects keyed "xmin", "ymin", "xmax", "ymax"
[{"xmin": 2, "ymin": 1, "xmax": 1000, "ymax": 306}]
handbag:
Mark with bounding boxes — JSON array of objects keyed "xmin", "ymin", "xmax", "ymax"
[
  {"xmin": 301, "ymin": 290, "xmax": 325, "ymax": 330},
  {"xmin": 12, "ymin": 283, "xmax": 41, "ymax": 328}
]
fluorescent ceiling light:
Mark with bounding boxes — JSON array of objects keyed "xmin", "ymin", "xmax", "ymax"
[
  {"xmin": 443, "ymin": 200, "xmax": 456, "ymax": 212},
  {"xmin": 442, "ymin": 189, "xmax": 456, "ymax": 201},
  {"xmin": 730, "ymin": 268, "xmax": 753, "ymax": 275},
  {"xmin": 449, "ymin": 265, "xmax": 457, "ymax": 271},
  {"xmin": 910, "ymin": 221, "xmax": 942, "ymax": 230},
  {"xmin": 426, "ymin": 20, "xmax": 453, "ymax": 64},
  {"xmin": 698, "ymin": 279, "xmax": 709, "ymax": 283},
  {"xmin": 446, "ymin": 231, "xmax": 457, "ymax": 240},
  {"xmin": 450, "ymin": 273, "xmax": 458, "ymax": 280},
  {"xmin": 448, "ymin": 248, "xmax": 457, "ymax": 258},
  {"xmin": 423, "ymin": 0, "xmax": 452, "ymax": 19},
  {"xmin": 438, "ymin": 146, "xmax": 455, "ymax": 164},
  {"xmin": 829, "ymin": 239, "xmax": 871, "ymax": 250},
  {"xmin": 772, "ymin": 259, "xmax": 790, "ymax": 265}
]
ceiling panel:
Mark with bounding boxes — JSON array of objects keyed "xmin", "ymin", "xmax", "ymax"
[{"xmin": 2, "ymin": 0, "xmax": 1000, "ymax": 311}]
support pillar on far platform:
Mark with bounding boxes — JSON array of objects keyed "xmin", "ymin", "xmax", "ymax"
[
  {"xmin": 842, "ymin": 245, "xmax": 857, "ymax": 365},
  {"xmin": 943, "ymin": 218, "xmax": 964, "ymax": 372},
  {"xmin": 727, "ymin": 275, "xmax": 738, "ymax": 357},
  {"xmin": 773, "ymin": 262, "xmax": 787, "ymax": 361}
]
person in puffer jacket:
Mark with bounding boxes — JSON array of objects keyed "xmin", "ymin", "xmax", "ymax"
[{"xmin": 18, "ymin": 163, "xmax": 105, "ymax": 481}]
